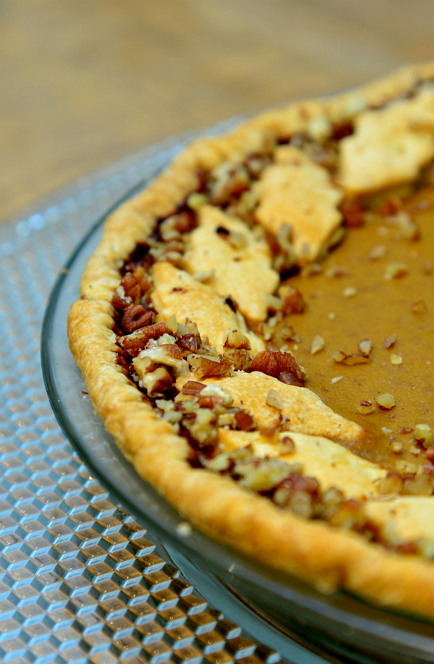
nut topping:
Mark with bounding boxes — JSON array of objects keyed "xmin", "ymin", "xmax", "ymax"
[
  {"xmin": 384, "ymin": 262, "xmax": 409, "ymax": 280},
  {"xmin": 266, "ymin": 389, "xmax": 284, "ymax": 410},
  {"xmin": 357, "ymin": 339, "xmax": 372, "ymax": 357},
  {"xmin": 101, "ymin": 75, "xmax": 434, "ymax": 568},
  {"xmin": 375, "ymin": 393, "xmax": 396, "ymax": 410},
  {"xmin": 223, "ymin": 329, "xmax": 251, "ymax": 350},
  {"xmin": 414, "ymin": 424, "xmax": 433, "ymax": 448},
  {"xmin": 248, "ymin": 350, "xmax": 306, "ymax": 386},
  {"xmin": 356, "ymin": 401, "xmax": 375, "ymax": 415},
  {"xmin": 187, "ymin": 353, "xmax": 233, "ymax": 379},
  {"xmin": 331, "ymin": 350, "xmax": 369, "ymax": 365},
  {"xmin": 311, "ymin": 334, "xmax": 325, "ymax": 355},
  {"xmin": 121, "ymin": 304, "xmax": 155, "ymax": 334},
  {"xmin": 119, "ymin": 322, "xmax": 170, "ymax": 355}
]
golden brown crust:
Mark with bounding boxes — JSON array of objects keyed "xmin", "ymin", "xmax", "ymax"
[{"xmin": 68, "ymin": 63, "xmax": 434, "ymax": 621}]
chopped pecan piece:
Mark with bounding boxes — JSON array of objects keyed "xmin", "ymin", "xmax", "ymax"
[
  {"xmin": 280, "ymin": 435, "xmax": 296, "ymax": 453},
  {"xmin": 273, "ymin": 473, "xmax": 320, "ymax": 517},
  {"xmin": 278, "ymin": 371, "xmax": 305, "ymax": 387},
  {"xmin": 331, "ymin": 350, "xmax": 369, "ymax": 366},
  {"xmin": 209, "ymin": 163, "xmax": 250, "ymax": 206},
  {"xmin": 403, "ymin": 473, "xmax": 434, "ymax": 496},
  {"xmin": 384, "ymin": 262, "xmax": 408, "ymax": 280},
  {"xmin": 138, "ymin": 342, "xmax": 187, "ymax": 371},
  {"xmin": 235, "ymin": 458, "xmax": 291, "ymax": 492},
  {"xmin": 341, "ymin": 198, "xmax": 364, "ymax": 228},
  {"xmin": 139, "ymin": 366, "xmax": 173, "ymax": 396},
  {"xmin": 112, "ymin": 286, "xmax": 133, "ymax": 311},
  {"xmin": 196, "ymin": 395, "xmax": 226, "ymax": 409},
  {"xmin": 222, "ymin": 349, "xmax": 252, "ymax": 371},
  {"xmin": 120, "ymin": 273, "xmax": 142, "ymax": 304},
  {"xmin": 248, "ymin": 350, "xmax": 306, "ymax": 386},
  {"xmin": 375, "ymin": 393, "xmax": 396, "ymax": 410},
  {"xmin": 388, "ymin": 211, "xmax": 419, "ymax": 240},
  {"xmin": 234, "ymin": 410, "xmax": 255, "ymax": 431},
  {"xmin": 376, "ymin": 472, "xmax": 403, "ymax": 495},
  {"xmin": 117, "ymin": 266, "xmax": 152, "ymax": 305},
  {"xmin": 266, "ymin": 388, "xmax": 283, "ymax": 410},
  {"xmin": 224, "ymin": 330, "xmax": 251, "ymax": 350},
  {"xmin": 259, "ymin": 411, "xmax": 291, "ymax": 437},
  {"xmin": 414, "ymin": 424, "xmax": 433, "ymax": 448},
  {"xmin": 187, "ymin": 354, "xmax": 233, "ymax": 379},
  {"xmin": 311, "ymin": 334, "xmax": 325, "ymax": 355},
  {"xmin": 271, "ymin": 323, "xmax": 300, "ymax": 348},
  {"xmin": 121, "ymin": 305, "xmax": 155, "ymax": 334},
  {"xmin": 120, "ymin": 321, "xmax": 169, "ymax": 352},
  {"xmin": 181, "ymin": 381, "xmax": 206, "ymax": 396},
  {"xmin": 178, "ymin": 333, "xmax": 200, "ymax": 353},
  {"xmin": 384, "ymin": 334, "xmax": 397, "ymax": 349},
  {"xmin": 278, "ymin": 284, "xmax": 305, "ymax": 314},
  {"xmin": 357, "ymin": 339, "xmax": 372, "ymax": 357},
  {"xmin": 159, "ymin": 344, "xmax": 184, "ymax": 360},
  {"xmin": 131, "ymin": 265, "xmax": 152, "ymax": 293},
  {"xmin": 116, "ymin": 345, "xmax": 131, "ymax": 375},
  {"xmin": 160, "ymin": 210, "xmax": 196, "ymax": 235},
  {"xmin": 356, "ymin": 400, "xmax": 375, "ymax": 415},
  {"xmin": 327, "ymin": 498, "xmax": 366, "ymax": 530}
]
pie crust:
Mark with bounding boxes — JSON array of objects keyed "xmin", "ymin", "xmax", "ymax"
[{"xmin": 68, "ymin": 63, "xmax": 434, "ymax": 620}]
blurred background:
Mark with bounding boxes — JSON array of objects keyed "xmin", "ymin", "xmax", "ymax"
[{"xmin": 2, "ymin": 0, "xmax": 434, "ymax": 224}]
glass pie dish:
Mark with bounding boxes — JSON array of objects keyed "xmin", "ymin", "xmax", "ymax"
[{"xmin": 42, "ymin": 180, "xmax": 434, "ymax": 664}]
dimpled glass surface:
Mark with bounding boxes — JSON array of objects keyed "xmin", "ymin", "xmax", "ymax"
[{"xmin": 0, "ymin": 129, "xmax": 288, "ymax": 664}]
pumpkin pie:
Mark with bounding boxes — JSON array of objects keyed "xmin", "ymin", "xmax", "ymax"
[{"xmin": 68, "ymin": 63, "xmax": 434, "ymax": 620}]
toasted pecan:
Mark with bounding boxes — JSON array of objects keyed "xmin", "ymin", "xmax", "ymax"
[
  {"xmin": 248, "ymin": 350, "xmax": 306, "ymax": 386},
  {"xmin": 120, "ymin": 321, "xmax": 170, "ymax": 353}
]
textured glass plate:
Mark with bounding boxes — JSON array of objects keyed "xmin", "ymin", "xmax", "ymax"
[{"xmin": 42, "ymin": 180, "xmax": 434, "ymax": 664}]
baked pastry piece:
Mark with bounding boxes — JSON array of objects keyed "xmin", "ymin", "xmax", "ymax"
[{"xmin": 68, "ymin": 63, "xmax": 434, "ymax": 620}]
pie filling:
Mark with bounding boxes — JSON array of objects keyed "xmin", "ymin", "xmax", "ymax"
[{"xmin": 109, "ymin": 81, "xmax": 434, "ymax": 558}]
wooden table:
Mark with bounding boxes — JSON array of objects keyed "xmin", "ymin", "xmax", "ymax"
[{"xmin": 2, "ymin": 0, "xmax": 434, "ymax": 224}]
